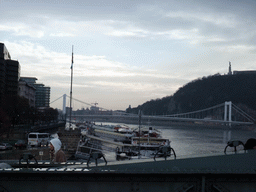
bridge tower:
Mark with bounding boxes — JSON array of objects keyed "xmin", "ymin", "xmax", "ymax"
[
  {"xmin": 63, "ymin": 94, "xmax": 67, "ymax": 116},
  {"xmin": 224, "ymin": 101, "xmax": 232, "ymax": 126}
]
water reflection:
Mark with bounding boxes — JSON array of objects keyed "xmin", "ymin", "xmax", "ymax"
[{"xmin": 223, "ymin": 130, "xmax": 231, "ymax": 144}]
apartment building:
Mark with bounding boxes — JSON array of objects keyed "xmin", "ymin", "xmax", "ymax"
[
  {"xmin": 20, "ymin": 77, "xmax": 50, "ymax": 108},
  {"xmin": 0, "ymin": 43, "xmax": 20, "ymax": 104},
  {"xmin": 18, "ymin": 79, "xmax": 36, "ymax": 107}
]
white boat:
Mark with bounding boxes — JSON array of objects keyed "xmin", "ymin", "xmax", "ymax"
[
  {"xmin": 76, "ymin": 124, "xmax": 176, "ymax": 160},
  {"xmin": 115, "ymin": 136, "xmax": 175, "ymax": 160},
  {"xmin": 82, "ymin": 124, "xmax": 135, "ymax": 143}
]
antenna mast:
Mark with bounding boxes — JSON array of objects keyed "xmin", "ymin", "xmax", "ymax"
[{"xmin": 69, "ymin": 45, "xmax": 74, "ymax": 128}]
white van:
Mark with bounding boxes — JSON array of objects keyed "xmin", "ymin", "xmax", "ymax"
[{"xmin": 28, "ymin": 132, "xmax": 50, "ymax": 147}]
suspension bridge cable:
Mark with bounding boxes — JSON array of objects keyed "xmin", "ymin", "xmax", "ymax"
[
  {"xmin": 65, "ymin": 95, "xmax": 135, "ymax": 115},
  {"xmin": 163, "ymin": 103, "xmax": 225, "ymax": 117},
  {"xmin": 232, "ymin": 104, "xmax": 255, "ymax": 122},
  {"xmin": 233, "ymin": 107, "xmax": 255, "ymax": 122},
  {"xmin": 65, "ymin": 95, "xmax": 92, "ymax": 107},
  {"xmin": 66, "ymin": 96, "xmax": 111, "ymax": 111},
  {"xmin": 232, "ymin": 104, "xmax": 255, "ymax": 121},
  {"xmin": 50, "ymin": 95, "xmax": 64, "ymax": 104}
]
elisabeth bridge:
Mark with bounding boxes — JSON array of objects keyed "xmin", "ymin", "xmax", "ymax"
[{"xmin": 51, "ymin": 94, "xmax": 255, "ymax": 126}]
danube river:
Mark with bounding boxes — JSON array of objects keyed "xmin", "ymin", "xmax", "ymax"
[{"xmin": 97, "ymin": 122, "xmax": 256, "ymax": 158}]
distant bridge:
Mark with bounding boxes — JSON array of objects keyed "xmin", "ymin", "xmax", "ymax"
[{"xmin": 51, "ymin": 95, "xmax": 255, "ymax": 126}]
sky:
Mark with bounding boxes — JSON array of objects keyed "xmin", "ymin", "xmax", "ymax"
[{"xmin": 0, "ymin": 0, "xmax": 256, "ymax": 111}]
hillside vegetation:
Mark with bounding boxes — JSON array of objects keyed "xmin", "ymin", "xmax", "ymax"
[{"xmin": 126, "ymin": 73, "xmax": 256, "ymax": 117}]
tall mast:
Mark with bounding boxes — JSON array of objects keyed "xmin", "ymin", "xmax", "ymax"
[
  {"xmin": 69, "ymin": 45, "xmax": 74, "ymax": 128},
  {"xmin": 138, "ymin": 110, "xmax": 141, "ymax": 159}
]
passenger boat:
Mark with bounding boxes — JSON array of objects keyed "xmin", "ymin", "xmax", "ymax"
[
  {"xmin": 75, "ymin": 124, "xmax": 176, "ymax": 160},
  {"xmin": 115, "ymin": 136, "xmax": 175, "ymax": 160},
  {"xmin": 81, "ymin": 124, "xmax": 134, "ymax": 143}
]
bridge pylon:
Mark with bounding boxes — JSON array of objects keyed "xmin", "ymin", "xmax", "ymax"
[
  {"xmin": 224, "ymin": 101, "xmax": 232, "ymax": 126},
  {"xmin": 63, "ymin": 94, "xmax": 67, "ymax": 115}
]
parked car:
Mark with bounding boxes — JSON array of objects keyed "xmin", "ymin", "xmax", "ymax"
[
  {"xmin": 28, "ymin": 132, "xmax": 50, "ymax": 147},
  {"xmin": 14, "ymin": 140, "xmax": 27, "ymax": 149},
  {"xmin": 0, "ymin": 143, "xmax": 13, "ymax": 150}
]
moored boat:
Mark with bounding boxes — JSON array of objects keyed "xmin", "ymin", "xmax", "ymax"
[
  {"xmin": 76, "ymin": 124, "xmax": 176, "ymax": 160},
  {"xmin": 115, "ymin": 136, "xmax": 175, "ymax": 160}
]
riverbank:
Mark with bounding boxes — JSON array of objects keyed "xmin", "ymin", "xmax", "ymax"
[{"xmin": 96, "ymin": 118, "xmax": 256, "ymax": 131}]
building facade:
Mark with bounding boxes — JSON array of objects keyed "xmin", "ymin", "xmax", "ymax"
[
  {"xmin": 0, "ymin": 43, "xmax": 20, "ymax": 104},
  {"xmin": 20, "ymin": 77, "xmax": 50, "ymax": 108},
  {"xmin": 33, "ymin": 84, "xmax": 50, "ymax": 108},
  {"xmin": 18, "ymin": 80, "xmax": 36, "ymax": 107}
]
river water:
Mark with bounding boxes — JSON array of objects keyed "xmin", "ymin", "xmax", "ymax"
[{"xmin": 96, "ymin": 122, "xmax": 256, "ymax": 159}]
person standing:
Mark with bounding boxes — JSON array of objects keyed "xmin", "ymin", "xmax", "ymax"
[{"xmin": 49, "ymin": 137, "xmax": 66, "ymax": 163}]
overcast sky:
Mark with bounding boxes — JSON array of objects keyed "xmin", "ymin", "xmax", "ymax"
[{"xmin": 1, "ymin": 0, "xmax": 256, "ymax": 111}]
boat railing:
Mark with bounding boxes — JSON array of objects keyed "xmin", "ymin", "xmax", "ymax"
[
  {"xmin": 94, "ymin": 129, "xmax": 131, "ymax": 138},
  {"xmin": 86, "ymin": 134, "xmax": 133, "ymax": 147}
]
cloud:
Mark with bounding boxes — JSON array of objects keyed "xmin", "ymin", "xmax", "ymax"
[
  {"xmin": 50, "ymin": 33, "xmax": 75, "ymax": 37},
  {"xmin": 166, "ymin": 11, "xmax": 237, "ymax": 28},
  {"xmin": 2, "ymin": 0, "xmax": 256, "ymax": 110},
  {"xmin": 1, "ymin": 4, "xmax": 255, "ymax": 51},
  {"xmin": 4, "ymin": 41, "xmax": 177, "ymax": 93},
  {"xmin": 216, "ymin": 44, "xmax": 256, "ymax": 53},
  {"xmin": 0, "ymin": 23, "xmax": 45, "ymax": 38}
]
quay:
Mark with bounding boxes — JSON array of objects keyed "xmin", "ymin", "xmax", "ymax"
[{"xmin": 0, "ymin": 150, "xmax": 256, "ymax": 191}]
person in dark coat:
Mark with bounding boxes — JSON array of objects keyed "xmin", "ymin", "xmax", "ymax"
[{"xmin": 244, "ymin": 138, "xmax": 256, "ymax": 150}]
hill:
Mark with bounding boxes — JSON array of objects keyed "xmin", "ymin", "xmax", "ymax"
[{"xmin": 126, "ymin": 73, "xmax": 256, "ymax": 116}]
